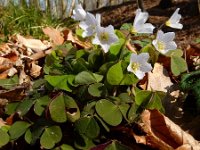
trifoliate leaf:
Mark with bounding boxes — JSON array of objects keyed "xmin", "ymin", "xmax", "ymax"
[
  {"xmin": 9, "ymin": 121, "xmax": 31, "ymax": 140},
  {"xmin": 49, "ymin": 93, "xmax": 67, "ymax": 123},
  {"xmin": 107, "ymin": 61, "xmax": 123, "ymax": 85},
  {"xmin": 95, "ymin": 99, "xmax": 122, "ymax": 126},
  {"xmin": 40, "ymin": 126, "xmax": 62, "ymax": 149}
]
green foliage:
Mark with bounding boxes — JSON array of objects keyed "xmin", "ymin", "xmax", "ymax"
[
  {"xmin": 0, "ymin": 75, "xmax": 19, "ymax": 89},
  {"xmin": 9, "ymin": 121, "xmax": 31, "ymax": 140},
  {"xmin": 45, "ymin": 75, "xmax": 73, "ymax": 92},
  {"xmin": 166, "ymin": 49, "xmax": 188, "ymax": 76},
  {"xmin": 75, "ymin": 116, "xmax": 100, "ymax": 139},
  {"xmin": 0, "ymin": 129, "xmax": 9, "ymax": 148},
  {"xmin": 105, "ymin": 140, "xmax": 131, "ymax": 150},
  {"xmin": 180, "ymin": 70, "xmax": 200, "ymax": 113},
  {"xmin": 95, "ymin": 99, "xmax": 123, "ymax": 126},
  {"xmin": 0, "ymin": 2, "xmax": 62, "ymax": 40},
  {"xmin": 107, "ymin": 61, "xmax": 124, "ymax": 85},
  {"xmin": 135, "ymin": 90, "xmax": 165, "ymax": 112},
  {"xmin": 40, "ymin": 126, "xmax": 62, "ymax": 149},
  {"xmin": 49, "ymin": 93, "xmax": 67, "ymax": 123},
  {"xmin": 1, "ymin": 7, "xmax": 192, "ymax": 149}
]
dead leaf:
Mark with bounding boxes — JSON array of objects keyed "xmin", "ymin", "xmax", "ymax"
[
  {"xmin": 5, "ymin": 113, "xmax": 16, "ymax": 125},
  {"xmin": 0, "ymin": 43, "xmax": 12, "ymax": 55},
  {"xmin": 134, "ymin": 109, "xmax": 200, "ymax": 150},
  {"xmin": 8, "ymin": 67, "xmax": 18, "ymax": 77},
  {"xmin": 3, "ymin": 51, "xmax": 18, "ymax": 62},
  {"xmin": 42, "ymin": 27, "xmax": 64, "ymax": 45},
  {"xmin": 30, "ymin": 62, "xmax": 42, "ymax": 78},
  {"xmin": 0, "ymin": 83, "xmax": 29, "ymax": 101},
  {"xmin": 126, "ymin": 40, "xmax": 137, "ymax": 53},
  {"xmin": 0, "ymin": 70, "xmax": 9, "ymax": 79},
  {"xmin": 148, "ymin": 63, "xmax": 173, "ymax": 92},
  {"xmin": 17, "ymin": 34, "xmax": 49, "ymax": 52},
  {"xmin": 0, "ymin": 57, "xmax": 13, "ymax": 72},
  {"xmin": 63, "ymin": 29, "xmax": 92, "ymax": 49},
  {"xmin": 19, "ymin": 68, "xmax": 30, "ymax": 84},
  {"xmin": 0, "ymin": 118, "xmax": 7, "ymax": 128}
]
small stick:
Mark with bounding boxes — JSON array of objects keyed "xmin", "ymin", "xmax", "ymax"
[{"xmin": 137, "ymin": 0, "xmax": 144, "ymax": 11}]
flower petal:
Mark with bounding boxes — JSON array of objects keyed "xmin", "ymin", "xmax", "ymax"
[
  {"xmin": 166, "ymin": 8, "xmax": 183, "ymax": 29},
  {"xmin": 165, "ymin": 41, "xmax": 177, "ymax": 51},
  {"xmin": 170, "ymin": 8, "xmax": 181, "ymax": 22},
  {"xmin": 134, "ymin": 9, "xmax": 149, "ymax": 27},
  {"xmin": 163, "ymin": 32, "xmax": 175, "ymax": 43},
  {"xmin": 135, "ymin": 70, "xmax": 145, "ymax": 80},
  {"xmin": 168, "ymin": 23, "xmax": 183, "ymax": 29},
  {"xmin": 140, "ymin": 63, "xmax": 152, "ymax": 72},
  {"xmin": 71, "ymin": 4, "xmax": 86, "ymax": 21},
  {"xmin": 138, "ymin": 53, "xmax": 150, "ymax": 62},
  {"xmin": 136, "ymin": 23, "xmax": 155, "ymax": 34},
  {"xmin": 130, "ymin": 53, "xmax": 138, "ymax": 63},
  {"xmin": 92, "ymin": 35, "xmax": 101, "ymax": 45}
]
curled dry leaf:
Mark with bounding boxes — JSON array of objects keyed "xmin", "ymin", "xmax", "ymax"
[
  {"xmin": 30, "ymin": 62, "xmax": 42, "ymax": 78},
  {"xmin": 19, "ymin": 67, "xmax": 30, "ymax": 85},
  {"xmin": 3, "ymin": 51, "xmax": 18, "ymax": 62},
  {"xmin": 126, "ymin": 40, "xmax": 137, "ymax": 53},
  {"xmin": 17, "ymin": 34, "xmax": 49, "ymax": 52},
  {"xmin": 0, "ymin": 70, "xmax": 9, "ymax": 79},
  {"xmin": 148, "ymin": 63, "xmax": 173, "ymax": 92},
  {"xmin": 63, "ymin": 29, "xmax": 92, "ymax": 49},
  {"xmin": 0, "ymin": 83, "xmax": 29, "ymax": 101},
  {"xmin": 8, "ymin": 67, "xmax": 18, "ymax": 77},
  {"xmin": 0, "ymin": 43, "xmax": 12, "ymax": 55},
  {"xmin": 0, "ymin": 118, "xmax": 7, "ymax": 128},
  {"xmin": 0, "ymin": 57, "xmax": 13, "ymax": 72},
  {"xmin": 42, "ymin": 27, "xmax": 64, "ymax": 45},
  {"xmin": 134, "ymin": 109, "xmax": 200, "ymax": 150}
]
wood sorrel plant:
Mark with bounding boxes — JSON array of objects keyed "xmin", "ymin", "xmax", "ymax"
[{"xmin": 1, "ymin": 5, "xmax": 188, "ymax": 150}]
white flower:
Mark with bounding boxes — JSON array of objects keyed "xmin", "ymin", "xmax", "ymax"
[
  {"xmin": 132, "ymin": 9, "xmax": 155, "ymax": 34},
  {"xmin": 127, "ymin": 53, "xmax": 152, "ymax": 80},
  {"xmin": 166, "ymin": 8, "xmax": 183, "ymax": 29},
  {"xmin": 152, "ymin": 30, "xmax": 177, "ymax": 54},
  {"xmin": 92, "ymin": 25, "xmax": 119, "ymax": 53},
  {"xmin": 79, "ymin": 13, "xmax": 101, "ymax": 37},
  {"xmin": 71, "ymin": 4, "xmax": 86, "ymax": 21}
]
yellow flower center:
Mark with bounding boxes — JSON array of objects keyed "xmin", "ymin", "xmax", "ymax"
[
  {"xmin": 157, "ymin": 41, "xmax": 166, "ymax": 51},
  {"xmin": 100, "ymin": 32, "xmax": 109, "ymax": 42},
  {"xmin": 131, "ymin": 62, "xmax": 140, "ymax": 72},
  {"xmin": 165, "ymin": 20, "xmax": 171, "ymax": 27},
  {"xmin": 131, "ymin": 27, "xmax": 137, "ymax": 34}
]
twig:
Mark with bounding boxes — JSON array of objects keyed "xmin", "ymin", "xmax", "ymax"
[{"xmin": 137, "ymin": 0, "xmax": 144, "ymax": 11}]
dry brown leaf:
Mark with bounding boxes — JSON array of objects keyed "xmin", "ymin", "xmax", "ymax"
[
  {"xmin": 0, "ymin": 83, "xmax": 29, "ymax": 101},
  {"xmin": 63, "ymin": 29, "xmax": 92, "ymax": 49},
  {"xmin": 5, "ymin": 113, "xmax": 15, "ymax": 125},
  {"xmin": 0, "ymin": 70, "xmax": 9, "ymax": 79},
  {"xmin": 148, "ymin": 63, "xmax": 173, "ymax": 92},
  {"xmin": 3, "ymin": 51, "xmax": 18, "ymax": 62},
  {"xmin": 42, "ymin": 27, "xmax": 64, "ymax": 45},
  {"xmin": 0, "ymin": 57, "xmax": 13, "ymax": 72},
  {"xmin": 134, "ymin": 109, "xmax": 200, "ymax": 150},
  {"xmin": 19, "ymin": 68, "xmax": 30, "ymax": 84},
  {"xmin": 17, "ymin": 34, "xmax": 49, "ymax": 52},
  {"xmin": 30, "ymin": 62, "xmax": 42, "ymax": 78},
  {"xmin": 8, "ymin": 67, "xmax": 18, "ymax": 77},
  {"xmin": 0, "ymin": 118, "xmax": 7, "ymax": 128},
  {"xmin": 0, "ymin": 43, "xmax": 12, "ymax": 55},
  {"xmin": 126, "ymin": 40, "xmax": 137, "ymax": 53}
]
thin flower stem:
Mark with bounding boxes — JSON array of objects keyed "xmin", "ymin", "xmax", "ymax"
[
  {"xmin": 137, "ymin": 0, "xmax": 144, "ymax": 11},
  {"xmin": 156, "ymin": 22, "xmax": 165, "ymax": 32}
]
